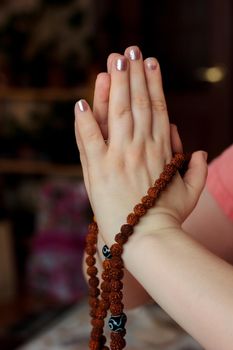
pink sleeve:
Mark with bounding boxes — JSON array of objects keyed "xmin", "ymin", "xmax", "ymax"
[{"xmin": 206, "ymin": 144, "xmax": 233, "ymax": 222}]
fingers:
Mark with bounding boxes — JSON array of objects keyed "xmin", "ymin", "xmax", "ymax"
[
  {"xmin": 108, "ymin": 55, "xmax": 133, "ymax": 147},
  {"xmin": 124, "ymin": 46, "xmax": 152, "ymax": 141},
  {"xmin": 144, "ymin": 57, "xmax": 171, "ymax": 147},
  {"xmin": 93, "ymin": 72, "xmax": 111, "ymax": 140},
  {"xmin": 183, "ymin": 151, "xmax": 208, "ymax": 202},
  {"xmin": 74, "ymin": 99, "xmax": 106, "ymax": 164}
]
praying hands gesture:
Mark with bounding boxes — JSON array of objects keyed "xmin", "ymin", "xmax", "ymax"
[
  {"xmin": 74, "ymin": 46, "xmax": 207, "ymax": 247},
  {"xmin": 75, "ymin": 46, "xmax": 233, "ymax": 350}
]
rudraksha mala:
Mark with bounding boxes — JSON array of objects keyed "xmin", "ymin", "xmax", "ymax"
[{"xmin": 85, "ymin": 153, "xmax": 187, "ymax": 350}]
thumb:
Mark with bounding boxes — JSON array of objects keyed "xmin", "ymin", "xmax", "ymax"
[{"xmin": 183, "ymin": 151, "xmax": 208, "ymax": 202}]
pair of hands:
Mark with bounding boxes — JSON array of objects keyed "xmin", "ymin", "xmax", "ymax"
[{"xmin": 74, "ymin": 45, "xmax": 207, "ymax": 246}]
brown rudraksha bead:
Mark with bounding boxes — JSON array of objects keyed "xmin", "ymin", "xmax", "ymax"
[
  {"xmin": 109, "ymin": 291, "xmax": 123, "ymax": 303},
  {"xmin": 95, "ymin": 307, "xmax": 107, "ymax": 319},
  {"xmin": 101, "ymin": 271, "xmax": 111, "ymax": 281},
  {"xmin": 115, "ymin": 233, "xmax": 128, "ymax": 245},
  {"xmin": 127, "ymin": 213, "xmax": 139, "ymax": 225},
  {"xmin": 147, "ymin": 186, "xmax": 159, "ymax": 198},
  {"xmin": 86, "ymin": 245, "xmax": 97, "ymax": 256},
  {"xmin": 110, "ymin": 257, "xmax": 124, "ymax": 269},
  {"xmin": 111, "ymin": 280, "xmax": 123, "ymax": 291},
  {"xmin": 164, "ymin": 163, "xmax": 176, "ymax": 176},
  {"xmin": 89, "ymin": 339, "xmax": 100, "ymax": 350},
  {"xmin": 141, "ymin": 195, "xmax": 155, "ymax": 208},
  {"xmin": 89, "ymin": 287, "xmax": 100, "ymax": 297},
  {"xmin": 100, "ymin": 281, "xmax": 111, "ymax": 292},
  {"xmin": 86, "ymin": 255, "xmax": 96, "ymax": 266},
  {"xmin": 154, "ymin": 178, "xmax": 166, "ymax": 190},
  {"xmin": 86, "ymin": 234, "xmax": 98, "ymax": 244},
  {"xmin": 110, "ymin": 302, "xmax": 124, "ymax": 315},
  {"xmin": 120, "ymin": 224, "xmax": 133, "ymax": 236},
  {"xmin": 89, "ymin": 277, "xmax": 99, "ymax": 288},
  {"xmin": 101, "ymin": 291, "xmax": 110, "ymax": 301},
  {"xmin": 111, "ymin": 329, "xmax": 126, "ymax": 340},
  {"xmin": 88, "ymin": 222, "xmax": 98, "ymax": 232},
  {"xmin": 99, "ymin": 299, "xmax": 110, "ymax": 310},
  {"xmin": 87, "ymin": 266, "xmax": 98, "ymax": 276},
  {"xmin": 89, "ymin": 297, "xmax": 99, "ymax": 308},
  {"xmin": 91, "ymin": 318, "xmax": 105, "ymax": 328},
  {"xmin": 109, "ymin": 268, "xmax": 124, "ymax": 280},
  {"xmin": 110, "ymin": 338, "xmax": 126, "ymax": 350},
  {"xmin": 133, "ymin": 203, "xmax": 146, "ymax": 216},
  {"xmin": 110, "ymin": 243, "xmax": 123, "ymax": 257},
  {"xmin": 103, "ymin": 259, "xmax": 111, "ymax": 270}
]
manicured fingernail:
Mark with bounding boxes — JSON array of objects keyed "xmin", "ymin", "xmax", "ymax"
[
  {"xmin": 77, "ymin": 99, "xmax": 88, "ymax": 112},
  {"xmin": 127, "ymin": 47, "xmax": 140, "ymax": 61},
  {"xmin": 146, "ymin": 57, "xmax": 158, "ymax": 70},
  {"xmin": 116, "ymin": 57, "xmax": 127, "ymax": 71}
]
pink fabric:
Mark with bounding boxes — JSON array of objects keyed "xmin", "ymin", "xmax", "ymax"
[{"xmin": 207, "ymin": 144, "xmax": 233, "ymax": 221}]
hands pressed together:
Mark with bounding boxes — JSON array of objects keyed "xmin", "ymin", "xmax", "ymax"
[{"xmin": 74, "ymin": 45, "xmax": 207, "ymax": 247}]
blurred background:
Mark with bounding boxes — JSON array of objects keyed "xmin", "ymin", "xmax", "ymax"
[{"xmin": 0, "ymin": 0, "xmax": 232, "ymax": 349}]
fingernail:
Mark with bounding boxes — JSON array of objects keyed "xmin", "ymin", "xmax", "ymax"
[
  {"xmin": 127, "ymin": 47, "xmax": 140, "ymax": 61},
  {"xmin": 146, "ymin": 57, "xmax": 158, "ymax": 70},
  {"xmin": 202, "ymin": 151, "xmax": 208, "ymax": 161},
  {"xmin": 116, "ymin": 57, "xmax": 127, "ymax": 71},
  {"xmin": 77, "ymin": 99, "xmax": 88, "ymax": 112}
]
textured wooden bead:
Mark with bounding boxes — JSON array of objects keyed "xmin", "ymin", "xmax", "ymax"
[
  {"xmin": 102, "ymin": 271, "xmax": 111, "ymax": 281},
  {"xmin": 164, "ymin": 163, "xmax": 176, "ymax": 176},
  {"xmin": 115, "ymin": 233, "xmax": 128, "ymax": 245},
  {"xmin": 110, "ymin": 338, "xmax": 126, "ymax": 349},
  {"xmin": 101, "ymin": 291, "xmax": 110, "ymax": 301},
  {"xmin": 134, "ymin": 203, "xmax": 146, "ymax": 216},
  {"xmin": 110, "ymin": 302, "xmax": 124, "ymax": 315},
  {"xmin": 89, "ymin": 309, "xmax": 97, "ymax": 318},
  {"xmin": 120, "ymin": 224, "xmax": 133, "ymax": 236},
  {"xmin": 110, "ymin": 244, "xmax": 123, "ymax": 257},
  {"xmin": 89, "ymin": 287, "xmax": 100, "ymax": 297},
  {"xmin": 91, "ymin": 327, "xmax": 103, "ymax": 337},
  {"xmin": 110, "ymin": 257, "xmax": 124, "ymax": 269},
  {"xmin": 111, "ymin": 329, "xmax": 126, "ymax": 340},
  {"xmin": 141, "ymin": 195, "xmax": 155, "ymax": 209},
  {"xmin": 86, "ymin": 245, "xmax": 97, "ymax": 255},
  {"xmin": 147, "ymin": 186, "xmax": 159, "ymax": 198},
  {"xmin": 89, "ymin": 277, "xmax": 99, "ymax": 288},
  {"xmin": 160, "ymin": 172, "xmax": 172, "ymax": 182},
  {"xmin": 89, "ymin": 297, "xmax": 99, "ymax": 308},
  {"xmin": 87, "ymin": 266, "xmax": 98, "ymax": 276},
  {"xmin": 86, "ymin": 234, "xmax": 97, "ymax": 244},
  {"xmin": 109, "ymin": 291, "xmax": 123, "ymax": 303},
  {"xmin": 111, "ymin": 280, "xmax": 123, "ymax": 291},
  {"xmin": 99, "ymin": 299, "xmax": 110, "ymax": 310},
  {"xmin": 91, "ymin": 318, "xmax": 105, "ymax": 328},
  {"xmin": 171, "ymin": 153, "xmax": 184, "ymax": 167},
  {"xmin": 99, "ymin": 335, "xmax": 107, "ymax": 347},
  {"xmin": 88, "ymin": 222, "xmax": 98, "ymax": 233},
  {"xmin": 127, "ymin": 213, "xmax": 139, "ymax": 225},
  {"xmin": 103, "ymin": 259, "xmax": 111, "ymax": 270},
  {"xmin": 100, "ymin": 281, "xmax": 111, "ymax": 292},
  {"xmin": 154, "ymin": 178, "xmax": 166, "ymax": 190},
  {"xmin": 86, "ymin": 255, "xmax": 96, "ymax": 266},
  {"xmin": 95, "ymin": 307, "xmax": 107, "ymax": 319},
  {"xmin": 89, "ymin": 339, "xmax": 100, "ymax": 350},
  {"xmin": 110, "ymin": 268, "xmax": 124, "ymax": 280}
]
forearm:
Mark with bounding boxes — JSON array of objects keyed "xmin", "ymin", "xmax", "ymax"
[{"xmin": 123, "ymin": 227, "xmax": 233, "ymax": 350}]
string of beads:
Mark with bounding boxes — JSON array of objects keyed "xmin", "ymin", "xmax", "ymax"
[{"xmin": 85, "ymin": 153, "xmax": 187, "ymax": 350}]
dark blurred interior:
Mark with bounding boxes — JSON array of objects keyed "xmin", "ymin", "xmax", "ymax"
[{"xmin": 0, "ymin": 0, "xmax": 232, "ymax": 349}]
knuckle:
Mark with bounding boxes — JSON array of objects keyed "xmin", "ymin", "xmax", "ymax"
[
  {"xmin": 115, "ymin": 105, "xmax": 132, "ymax": 118},
  {"xmin": 151, "ymin": 98, "xmax": 167, "ymax": 112},
  {"xmin": 134, "ymin": 96, "xmax": 150, "ymax": 110}
]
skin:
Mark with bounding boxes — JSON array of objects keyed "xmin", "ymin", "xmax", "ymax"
[{"xmin": 74, "ymin": 46, "xmax": 233, "ymax": 349}]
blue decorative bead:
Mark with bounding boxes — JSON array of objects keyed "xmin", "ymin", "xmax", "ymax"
[
  {"xmin": 102, "ymin": 245, "xmax": 112, "ymax": 259},
  {"xmin": 108, "ymin": 313, "xmax": 127, "ymax": 332}
]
